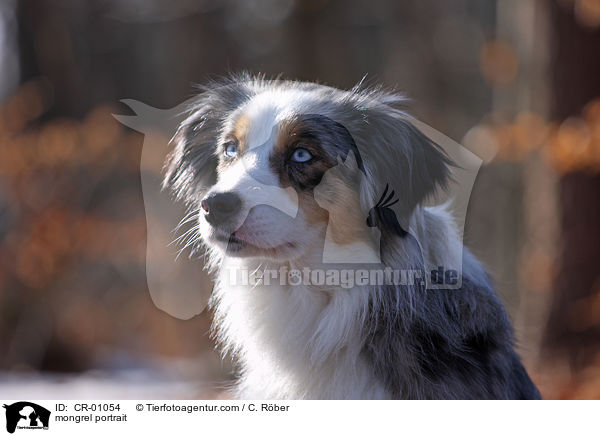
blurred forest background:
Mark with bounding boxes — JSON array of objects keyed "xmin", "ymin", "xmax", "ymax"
[{"xmin": 1, "ymin": 0, "xmax": 599, "ymax": 399}]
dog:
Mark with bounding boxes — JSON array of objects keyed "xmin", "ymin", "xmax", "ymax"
[{"xmin": 163, "ymin": 74, "xmax": 541, "ymax": 399}]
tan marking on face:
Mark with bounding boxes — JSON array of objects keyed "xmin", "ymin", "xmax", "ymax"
[
  {"xmin": 274, "ymin": 118, "xmax": 295, "ymax": 154},
  {"xmin": 298, "ymin": 171, "xmax": 370, "ymax": 247},
  {"xmin": 232, "ymin": 113, "xmax": 251, "ymax": 152},
  {"xmin": 314, "ymin": 176, "xmax": 368, "ymax": 245},
  {"xmin": 298, "ymin": 191, "xmax": 329, "ymax": 227},
  {"xmin": 217, "ymin": 114, "xmax": 251, "ymax": 172}
]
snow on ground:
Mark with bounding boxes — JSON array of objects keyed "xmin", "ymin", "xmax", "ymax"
[{"xmin": 0, "ymin": 352, "xmax": 232, "ymax": 399}]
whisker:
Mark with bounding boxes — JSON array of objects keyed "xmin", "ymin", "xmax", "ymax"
[
  {"xmin": 174, "ymin": 209, "xmax": 201, "ymax": 233},
  {"xmin": 171, "ymin": 224, "xmax": 201, "ymax": 246}
]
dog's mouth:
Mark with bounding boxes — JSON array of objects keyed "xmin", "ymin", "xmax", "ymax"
[
  {"xmin": 214, "ymin": 231, "xmax": 247, "ymax": 252},
  {"xmin": 211, "ymin": 228, "xmax": 296, "ymax": 256}
]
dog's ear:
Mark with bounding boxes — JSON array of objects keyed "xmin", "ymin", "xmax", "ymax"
[
  {"xmin": 163, "ymin": 111, "xmax": 220, "ymax": 203},
  {"xmin": 163, "ymin": 78, "xmax": 253, "ymax": 203},
  {"xmin": 396, "ymin": 118, "xmax": 453, "ymax": 208},
  {"xmin": 356, "ymin": 107, "xmax": 453, "ymax": 224}
]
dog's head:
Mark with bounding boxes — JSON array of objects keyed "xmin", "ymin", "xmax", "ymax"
[{"xmin": 164, "ymin": 75, "xmax": 451, "ymax": 263}]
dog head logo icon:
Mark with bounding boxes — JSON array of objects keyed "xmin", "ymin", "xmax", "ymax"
[{"xmin": 3, "ymin": 402, "xmax": 50, "ymax": 434}]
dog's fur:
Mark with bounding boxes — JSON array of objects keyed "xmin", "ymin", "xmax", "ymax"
[{"xmin": 163, "ymin": 74, "xmax": 541, "ymax": 399}]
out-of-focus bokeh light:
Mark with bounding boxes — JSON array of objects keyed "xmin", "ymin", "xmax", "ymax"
[
  {"xmin": 575, "ymin": 0, "xmax": 600, "ymax": 28},
  {"xmin": 480, "ymin": 40, "xmax": 519, "ymax": 85},
  {"xmin": 463, "ymin": 98, "xmax": 600, "ymax": 175},
  {"xmin": 0, "ymin": 78, "xmax": 221, "ymax": 391}
]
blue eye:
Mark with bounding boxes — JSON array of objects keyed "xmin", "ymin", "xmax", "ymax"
[
  {"xmin": 291, "ymin": 148, "xmax": 313, "ymax": 163},
  {"xmin": 224, "ymin": 142, "xmax": 238, "ymax": 158}
]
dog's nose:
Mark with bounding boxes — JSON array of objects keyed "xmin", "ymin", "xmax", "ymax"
[{"xmin": 201, "ymin": 192, "xmax": 241, "ymax": 225}]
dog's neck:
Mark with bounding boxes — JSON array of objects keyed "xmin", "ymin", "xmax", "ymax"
[
  {"xmin": 210, "ymin": 204, "xmax": 463, "ymax": 399},
  {"xmin": 212, "ymin": 256, "xmax": 386, "ymax": 399}
]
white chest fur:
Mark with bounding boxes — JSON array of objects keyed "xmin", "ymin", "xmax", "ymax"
[{"xmin": 211, "ymin": 259, "xmax": 389, "ymax": 399}]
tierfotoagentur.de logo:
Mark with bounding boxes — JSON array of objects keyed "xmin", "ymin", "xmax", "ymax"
[{"xmin": 2, "ymin": 402, "xmax": 50, "ymax": 434}]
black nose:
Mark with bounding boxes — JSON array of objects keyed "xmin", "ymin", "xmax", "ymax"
[{"xmin": 201, "ymin": 192, "xmax": 241, "ymax": 225}]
